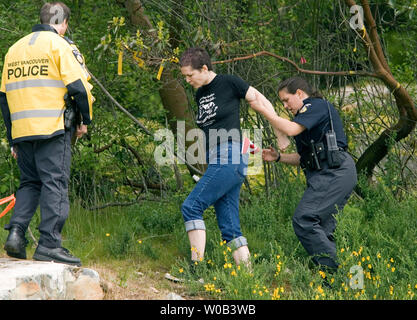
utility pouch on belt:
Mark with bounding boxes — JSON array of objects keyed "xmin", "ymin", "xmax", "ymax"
[
  {"xmin": 63, "ymin": 93, "xmax": 80, "ymax": 130},
  {"xmin": 300, "ymin": 140, "xmax": 323, "ymax": 171},
  {"xmin": 326, "ymin": 130, "xmax": 342, "ymax": 168}
]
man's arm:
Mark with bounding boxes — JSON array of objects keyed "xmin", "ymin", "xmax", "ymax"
[
  {"xmin": 245, "ymin": 86, "xmax": 305, "ymax": 138},
  {"xmin": 58, "ymin": 39, "xmax": 94, "ymax": 130},
  {"xmin": 66, "ymin": 79, "xmax": 92, "ymax": 126},
  {"xmin": 244, "ymin": 86, "xmax": 290, "ymax": 150}
]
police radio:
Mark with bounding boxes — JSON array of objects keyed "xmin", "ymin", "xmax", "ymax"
[{"xmin": 325, "ymin": 101, "xmax": 342, "ymax": 168}]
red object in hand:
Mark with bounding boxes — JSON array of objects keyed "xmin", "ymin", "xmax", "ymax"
[{"xmin": 241, "ymin": 137, "xmax": 260, "ymax": 154}]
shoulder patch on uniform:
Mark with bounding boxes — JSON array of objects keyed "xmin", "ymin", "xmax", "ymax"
[
  {"xmin": 63, "ymin": 36, "xmax": 74, "ymax": 45},
  {"xmin": 299, "ymin": 103, "xmax": 311, "ymax": 114},
  {"xmin": 73, "ymin": 50, "xmax": 85, "ymax": 65}
]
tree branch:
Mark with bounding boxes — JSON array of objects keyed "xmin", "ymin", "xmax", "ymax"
[
  {"xmin": 212, "ymin": 50, "xmax": 378, "ymax": 78},
  {"xmin": 360, "ymin": 0, "xmax": 392, "ymax": 74}
]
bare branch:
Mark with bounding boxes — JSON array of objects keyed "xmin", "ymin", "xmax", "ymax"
[{"xmin": 212, "ymin": 50, "xmax": 378, "ymax": 78}]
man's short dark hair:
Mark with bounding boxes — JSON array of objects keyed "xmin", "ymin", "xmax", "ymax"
[
  {"xmin": 179, "ymin": 47, "xmax": 213, "ymax": 71},
  {"xmin": 40, "ymin": 2, "xmax": 71, "ymax": 25}
]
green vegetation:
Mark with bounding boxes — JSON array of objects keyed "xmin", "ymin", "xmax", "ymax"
[{"xmin": 2, "ymin": 172, "xmax": 417, "ymax": 300}]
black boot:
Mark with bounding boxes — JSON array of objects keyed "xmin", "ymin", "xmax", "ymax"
[
  {"xmin": 33, "ymin": 244, "xmax": 82, "ymax": 267},
  {"xmin": 4, "ymin": 225, "xmax": 28, "ymax": 259}
]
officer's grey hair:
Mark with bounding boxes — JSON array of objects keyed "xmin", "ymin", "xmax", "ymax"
[{"xmin": 40, "ymin": 2, "xmax": 71, "ymax": 25}]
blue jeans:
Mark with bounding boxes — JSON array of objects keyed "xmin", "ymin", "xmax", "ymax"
[{"xmin": 181, "ymin": 141, "xmax": 249, "ymax": 248}]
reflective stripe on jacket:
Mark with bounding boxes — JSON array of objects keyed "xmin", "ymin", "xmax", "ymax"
[{"xmin": 0, "ymin": 24, "xmax": 93, "ymax": 144}]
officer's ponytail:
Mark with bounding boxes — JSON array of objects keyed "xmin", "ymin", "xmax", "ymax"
[{"xmin": 278, "ymin": 77, "xmax": 323, "ymax": 99}]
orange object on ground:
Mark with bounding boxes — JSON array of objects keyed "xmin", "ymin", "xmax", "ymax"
[{"xmin": 0, "ymin": 194, "xmax": 16, "ymax": 219}]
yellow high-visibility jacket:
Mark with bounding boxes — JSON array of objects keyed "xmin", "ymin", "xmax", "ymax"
[{"xmin": 0, "ymin": 24, "xmax": 93, "ymax": 145}]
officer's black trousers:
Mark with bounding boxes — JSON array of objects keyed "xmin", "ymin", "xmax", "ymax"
[
  {"xmin": 292, "ymin": 151, "xmax": 357, "ymax": 270},
  {"xmin": 5, "ymin": 130, "xmax": 72, "ymax": 249}
]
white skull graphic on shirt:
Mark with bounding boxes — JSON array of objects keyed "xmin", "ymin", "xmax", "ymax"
[{"xmin": 197, "ymin": 93, "xmax": 218, "ymax": 126}]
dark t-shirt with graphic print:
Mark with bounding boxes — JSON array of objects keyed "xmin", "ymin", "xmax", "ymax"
[
  {"xmin": 195, "ymin": 74, "xmax": 249, "ymax": 151},
  {"xmin": 292, "ymin": 97, "xmax": 347, "ymax": 159}
]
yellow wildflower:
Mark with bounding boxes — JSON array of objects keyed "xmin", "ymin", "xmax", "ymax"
[{"xmin": 317, "ymin": 286, "xmax": 324, "ymax": 295}]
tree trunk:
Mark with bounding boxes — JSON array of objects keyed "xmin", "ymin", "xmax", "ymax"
[
  {"xmin": 345, "ymin": 0, "xmax": 417, "ymax": 185},
  {"xmin": 122, "ymin": 0, "xmax": 205, "ymax": 176}
]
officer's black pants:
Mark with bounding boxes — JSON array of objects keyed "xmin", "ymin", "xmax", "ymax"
[
  {"xmin": 5, "ymin": 130, "xmax": 72, "ymax": 249},
  {"xmin": 292, "ymin": 151, "xmax": 357, "ymax": 270}
]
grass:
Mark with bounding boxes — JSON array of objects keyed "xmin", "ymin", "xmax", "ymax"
[{"xmin": 1, "ymin": 176, "xmax": 417, "ymax": 300}]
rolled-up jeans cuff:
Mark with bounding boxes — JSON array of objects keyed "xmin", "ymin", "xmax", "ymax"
[
  {"xmin": 185, "ymin": 219, "xmax": 206, "ymax": 232},
  {"xmin": 227, "ymin": 236, "xmax": 248, "ymax": 249}
]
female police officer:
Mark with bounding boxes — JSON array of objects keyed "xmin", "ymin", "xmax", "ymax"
[{"xmin": 261, "ymin": 77, "xmax": 357, "ymax": 273}]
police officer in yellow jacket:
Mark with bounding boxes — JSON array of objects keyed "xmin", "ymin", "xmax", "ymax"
[{"xmin": 0, "ymin": 2, "xmax": 93, "ymax": 266}]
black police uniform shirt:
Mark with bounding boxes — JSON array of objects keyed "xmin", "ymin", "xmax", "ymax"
[
  {"xmin": 195, "ymin": 74, "xmax": 249, "ymax": 151},
  {"xmin": 292, "ymin": 97, "xmax": 347, "ymax": 158}
]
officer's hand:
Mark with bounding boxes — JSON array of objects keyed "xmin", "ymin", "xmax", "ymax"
[
  {"xmin": 262, "ymin": 146, "xmax": 279, "ymax": 162},
  {"xmin": 76, "ymin": 124, "xmax": 88, "ymax": 138}
]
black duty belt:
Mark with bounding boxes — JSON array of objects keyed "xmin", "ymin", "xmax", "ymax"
[{"xmin": 300, "ymin": 141, "xmax": 346, "ymax": 171}]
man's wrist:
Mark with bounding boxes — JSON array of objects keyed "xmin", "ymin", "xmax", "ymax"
[{"xmin": 275, "ymin": 152, "xmax": 281, "ymax": 162}]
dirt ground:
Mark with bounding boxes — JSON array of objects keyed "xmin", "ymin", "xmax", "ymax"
[{"xmin": 90, "ymin": 263, "xmax": 201, "ymax": 300}]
